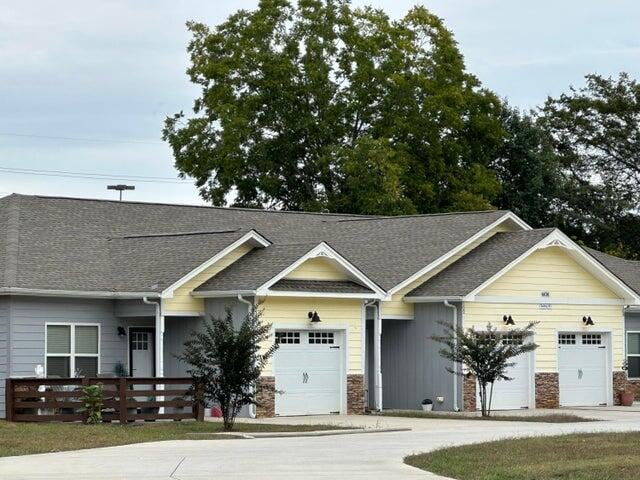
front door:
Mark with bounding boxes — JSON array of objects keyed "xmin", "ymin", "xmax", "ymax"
[{"xmin": 129, "ymin": 328, "xmax": 155, "ymax": 377}]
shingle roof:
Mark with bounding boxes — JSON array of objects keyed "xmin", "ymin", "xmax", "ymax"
[
  {"xmin": 406, "ymin": 229, "xmax": 555, "ymax": 297},
  {"xmin": 584, "ymin": 247, "xmax": 640, "ymax": 295},
  {"xmin": 0, "ymin": 193, "xmax": 514, "ymax": 294},
  {"xmin": 270, "ymin": 279, "xmax": 373, "ymax": 294}
]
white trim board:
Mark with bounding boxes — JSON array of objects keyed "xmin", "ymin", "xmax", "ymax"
[
  {"xmin": 161, "ymin": 230, "xmax": 271, "ymax": 299},
  {"xmin": 463, "ymin": 229, "xmax": 640, "ymax": 305},
  {"xmin": 468, "ymin": 296, "xmax": 627, "ymax": 306},
  {"xmin": 255, "ymin": 242, "xmax": 387, "ymax": 297},
  {"xmin": 387, "ymin": 212, "xmax": 531, "ymax": 296}
]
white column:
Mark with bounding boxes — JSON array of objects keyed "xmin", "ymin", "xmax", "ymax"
[
  {"xmin": 155, "ymin": 313, "xmax": 165, "ymax": 413},
  {"xmin": 373, "ymin": 302, "xmax": 383, "ymax": 411}
]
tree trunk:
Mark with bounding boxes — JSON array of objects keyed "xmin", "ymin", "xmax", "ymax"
[{"xmin": 488, "ymin": 382, "xmax": 495, "ymax": 417}]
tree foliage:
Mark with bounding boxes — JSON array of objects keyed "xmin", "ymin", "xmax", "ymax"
[
  {"xmin": 164, "ymin": 0, "xmax": 504, "ymax": 214},
  {"xmin": 432, "ymin": 322, "xmax": 538, "ymax": 416},
  {"xmin": 178, "ymin": 307, "xmax": 276, "ymax": 431}
]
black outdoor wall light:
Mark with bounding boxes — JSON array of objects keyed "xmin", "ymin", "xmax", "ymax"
[
  {"xmin": 308, "ymin": 311, "xmax": 321, "ymax": 323},
  {"xmin": 503, "ymin": 315, "xmax": 515, "ymax": 326},
  {"xmin": 117, "ymin": 326, "xmax": 126, "ymax": 338},
  {"xmin": 583, "ymin": 316, "xmax": 594, "ymax": 326}
]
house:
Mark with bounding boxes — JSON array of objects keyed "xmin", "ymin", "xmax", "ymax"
[{"xmin": 1, "ymin": 193, "xmax": 640, "ymax": 418}]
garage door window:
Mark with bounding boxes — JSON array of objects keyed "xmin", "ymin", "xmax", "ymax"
[
  {"xmin": 627, "ymin": 332, "xmax": 640, "ymax": 379},
  {"xmin": 275, "ymin": 331, "xmax": 300, "ymax": 344},
  {"xmin": 559, "ymin": 334, "xmax": 576, "ymax": 345},
  {"xmin": 309, "ymin": 332, "xmax": 334, "ymax": 344}
]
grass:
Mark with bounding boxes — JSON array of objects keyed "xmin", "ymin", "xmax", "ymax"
[
  {"xmin": 0, "ymin": 420, "xmax": 349, "ymax": 457},
  {"xmin": 376, "ymin": 409, "xmax": 594, "ymax": 423},
  {"xmin": 405, "ymin": 432, "xmax": 640, "ymax": 480}
]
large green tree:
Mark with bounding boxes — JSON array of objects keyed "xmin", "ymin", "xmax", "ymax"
[
  {"xmin": 164, "ymin": 0, "xmax": 504, "ymax": 213},
  {"xmin": 540, "ymin": 73, "xmax": 640, "ymax": 258}
]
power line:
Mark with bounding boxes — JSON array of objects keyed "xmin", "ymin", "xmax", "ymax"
[
  {"xmin": 0, "ymin": 132, "xmax": 164, "ymax": 145},
  {"xmin": 0, "ymin": 166, "xmax": 193, "ymax": 184}
]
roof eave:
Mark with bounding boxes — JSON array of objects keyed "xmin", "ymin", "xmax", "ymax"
[{"xmin": 0, "ymin": 287, "xmax": 160, "ymax": 299}]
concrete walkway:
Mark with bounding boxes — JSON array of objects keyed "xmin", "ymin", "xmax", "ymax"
[{"xmin": 2, "ymin": 409, "xmax": 640, "ymax": 479}]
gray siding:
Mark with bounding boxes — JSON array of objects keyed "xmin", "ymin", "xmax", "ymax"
[
  {"xmin": 9, "ymin": 297, "xmax": 128, "ymax": 379},
  {"xmin": 115, "ymin": 299, "xmax": 156, "ymax": 318},
  {"xmin": 381, "ymin": 302, "xmax": 462, "ymax": 411},
  {"xmin": 626, "ymin": 311, "xmax": 640, "ymax": 333},
  {"xmin": 0, "ymin": 298, "xmax": 9, "ymax": 417},
  {"xmin": 163, "ymin": 317, "xmax": 205, "ymax": 378}
]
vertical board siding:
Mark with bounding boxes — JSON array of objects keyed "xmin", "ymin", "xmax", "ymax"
[
  {"xmin": 381, "ymin": 224, "xmax": 516, "ymax": 319},
  {"xmin": 162, "ymin": 243, "xmax": 253, "ymax": 314},
  {"xmin": 381, "ymin": 303, "xmax": 462, "ymax": 411},
  {"xmin": 284, "ymin": 257, "xmax": 349, "ymax": 281},
  {"xmin": 259, "ymin": 297, "xmax": 363, "ymax": 375},
  {"xmin": 467, "ymin": 246, "xmax": 625, "ymax": 373},
  {"xmin": 0, "ymin": 298, "xmax": 9, "ymax": 417}
]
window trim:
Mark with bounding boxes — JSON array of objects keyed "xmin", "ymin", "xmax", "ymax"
[
  {"xmin": 627, "ymin": 331, "xmax": 640, "ymax": 380},
  {"xmin": 45, "ymin": 322, "xmax": 101, "ymax": 377}
]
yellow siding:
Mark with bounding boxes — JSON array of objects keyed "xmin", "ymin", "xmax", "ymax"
[
  {"xmin": 284, "ymin": 257, "xmax": 349, "ymax": 281},
  {"xmin": 381, "ymin": 222, "xmax": 517, "ymax": 318},
  {"xmin": 479, "ymin": 247, "xmax": 618, "ymax": 299},
  {"xmin": 466, "ymin": 246, "xmax": 625, "ymax": 372},
  {"xmin": 162, "ymin": 244, "xmax": 253, "ymax": 314},
  {"xmin": 464, "ymin": 302, "xmax": 624, "ymax": 372},
  {"xmin": 258, "ymin": 296, "xmax": 363, "ymax": 375}
]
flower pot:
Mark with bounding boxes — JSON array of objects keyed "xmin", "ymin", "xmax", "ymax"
[
  {"xmin": 619, "ymin": 391, "xmax": 635, "ymax": 407},
  {"xmin": 421, "ymin": 403, "xmax": 433, "ymax": 412}
]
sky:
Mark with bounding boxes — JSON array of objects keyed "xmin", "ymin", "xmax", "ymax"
[{"xmin": 1, "ymin": 0, "xmax": 639, "ymax": 205}]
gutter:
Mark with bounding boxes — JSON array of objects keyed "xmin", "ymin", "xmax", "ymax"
[
  {"xmin": 443, "ymin": 300, "xmax": 460, "ymax": 412},
  {"xmin": 237, "ymin": 294, "xmax": 257, "ymax": 419},
  {"xmin": 0, "ymin": 287, "xmax": 160, "ymax": 299},
  {"xmin": 143, "ymin": 296, "xmax": 165, "ymax": 412}
]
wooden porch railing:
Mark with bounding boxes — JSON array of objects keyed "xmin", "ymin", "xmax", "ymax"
[{"xmin": 5, "ymin": 377, "xmax": 204, "ymax": 423}]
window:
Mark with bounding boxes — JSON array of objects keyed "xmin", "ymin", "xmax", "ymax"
[
  {"xmin": 275, "ymin": 331, "xmax": 300, "ymax": 344},
  {"xmin": 627, "ymin": 332, "xmax": 640, "ymax": 379},
  {"xmin": 582, "ymin": 334, "xmax": 602, "ymax": 345},
  {"xmin": 558, "ymin": 334, "xmax": 576, "ymax": 345},
  {"xmin": 309, "ymin": 332, "xmax": 335, "ymax": 344},
  {"xmin": 46, "ymin": 324, "xmax": 99, "ymax": 377}
]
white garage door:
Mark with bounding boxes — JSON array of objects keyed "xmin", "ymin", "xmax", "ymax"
[
  {"xmin": 274, "ymin": 330, "xmax": 343, "ymax": 416},
  {"xmin": 477, "ymin": 334, "xmax": 532, "ymax": 410},
  {"xmin": 558, "ymin": 333, "xmax": 609, "ymax": 407}
]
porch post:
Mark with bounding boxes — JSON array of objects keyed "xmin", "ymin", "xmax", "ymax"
[
  {"xmin": 373, "ymin": 301, "xmax": 383, "ymax": 411},
  {"xmin": 156, "ymin": 313, "xmax": 165, "ymax": 413}
]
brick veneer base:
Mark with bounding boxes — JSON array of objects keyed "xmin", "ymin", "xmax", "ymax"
[
  {"xmin": 347, "ymin": 374, "xmax": 365, "ymax": 414},
  {"xmin": 255, "ymin": 376, "xmax": 275, "ymax": 418},
  {"xmin": 535, "ymin": 372, "xmax": 559, "ymax": 408},
  {"xmin": 463, "ymin": 375, "xmax": 476, "ymax": 411}
]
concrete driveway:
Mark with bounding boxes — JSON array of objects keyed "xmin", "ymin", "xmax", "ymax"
[{"xmin": 2, "ymin": 410, "xmax": 640, "ymax": 479}]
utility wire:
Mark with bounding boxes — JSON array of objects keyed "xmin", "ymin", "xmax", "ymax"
[
  {"xmin": 0, "ymin": 166, "xmax": 192, "ymax": 184},
  {"xmin": 0, "ymin": 132, "xmax": 164, "ymax": 145}
]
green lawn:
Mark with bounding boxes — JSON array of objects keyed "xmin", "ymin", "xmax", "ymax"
[
  {"xmin": 405, "ymin": 432, "xmax": 640, "ymax": 480},
  {"xmin": 0, "ymin": 420, "xmax": 348, "ymax": 457},
  {"xmin": 377, "ymin": 410, "xmax": 594, "ymax": 423}
]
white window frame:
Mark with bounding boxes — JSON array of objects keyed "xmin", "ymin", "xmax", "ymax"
[
  {"xmin": 45, "ymin": 322, "xmax": 101, "ymax": 377},
  {"xmin": 627, "ymin": 331, "xmax": 640, "ymax": 380}
]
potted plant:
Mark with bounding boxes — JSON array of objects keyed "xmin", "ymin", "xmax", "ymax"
[
  {"xmin": 619, "ymin": 390, "xmax": 635, "ymax": 407},
  {"xmin": 421, "ymin": 398, "xmax": 433, "ymax": 412}
]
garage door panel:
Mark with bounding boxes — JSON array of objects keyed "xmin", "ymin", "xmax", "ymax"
[
  {"xmin": 274, "ymin": 330, "xmax": 343, "ymax": 416},
  {"xmin": 480, "ymin": 352, "xmax": 531, "ymax": 410},
  {"xmin": 558, "ymin": 333, "xmax": 608, "ymax": 407}
]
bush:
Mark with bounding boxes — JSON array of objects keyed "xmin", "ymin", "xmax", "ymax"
[{"xmin": 80, "ymin": 383, "xmax": 104, "ymax": 424}]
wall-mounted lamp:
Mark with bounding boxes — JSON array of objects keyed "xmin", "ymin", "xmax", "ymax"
[
  {"xmin": 117, "ymin": 326, "xmax": 126, "ymax": 338},
  {"xmin": 582, "ymin": 316, "xmax": 594, "ymax": 326},
  {"xmin": 503, "ymin": 314, "xmax": 515, "ymax": 326},
  {"xmin": 308, "ymin": 311, "xmax": 321, "ymax": 323}
]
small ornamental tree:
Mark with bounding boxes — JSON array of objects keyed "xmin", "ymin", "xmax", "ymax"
[
  {"xmin": 432, "ymin": 322, "xmax": 538, "ymax": 416},
  {"xmin": 178, "ymin": 307, "xmax": 277, "ymax": 430}
]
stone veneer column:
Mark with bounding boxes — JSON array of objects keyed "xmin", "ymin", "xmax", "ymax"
[
  {"xmin": 255, "ymin": 376, "xmax": 275, "ymax": 418},
  {"xmin": 535, "ymin": 372, "xmax": 559, "ymax": 408},
  {"xmin": 613, "ymin": 371, "xmax": 640, "ymax": 405},
  {"xmin": 463, "ymin": 375, "xmax": 476, "ymax": 411},
  {"xmin": 347, "ymin": 374, "xmax": 365, "ymax": 414}
]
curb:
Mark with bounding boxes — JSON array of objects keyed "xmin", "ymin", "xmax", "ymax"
[{"xmin": 188, "ymin": 427, "xmax": 411, "ymax": 439}]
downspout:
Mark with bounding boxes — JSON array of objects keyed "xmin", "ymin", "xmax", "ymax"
[
  {"xmin": 443, "ymin": 300, "xmax": 460, "ymax": 412},
  {"xmin": 143, "ymin": 296, "xmax": 164, "ymax": 411},
  {"xmin": 238, "ymin": 294, "xmax": 257, "ymax": 419},
  {"xmin": 365, "ymin": 299, "xmax": 382, "ymax": 411}
]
